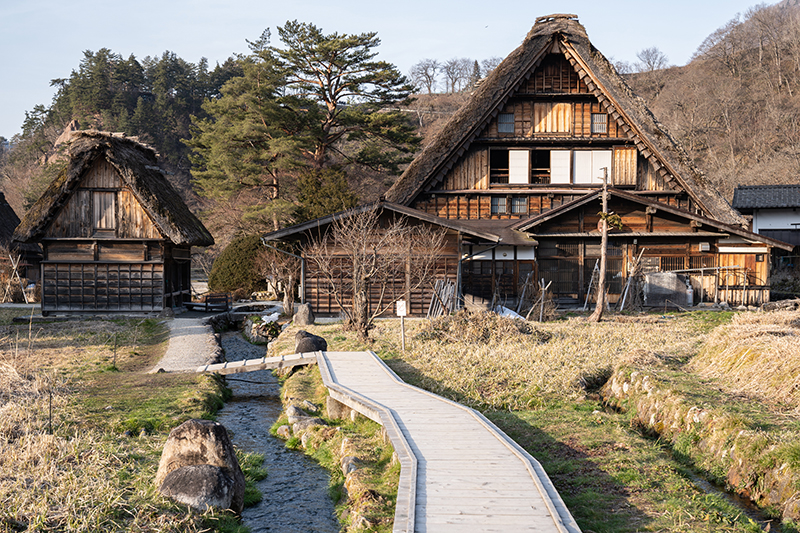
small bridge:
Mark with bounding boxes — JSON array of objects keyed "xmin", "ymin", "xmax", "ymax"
[{"xmin": 198, "ymin": 352, "xmax": 580, "ymax": 533}]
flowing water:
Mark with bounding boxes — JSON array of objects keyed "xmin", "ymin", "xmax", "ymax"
[{"xmin": 216, "ymin": 331, "xmax": 339, "ymax": 533}]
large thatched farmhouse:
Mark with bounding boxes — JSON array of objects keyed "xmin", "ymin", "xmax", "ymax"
[
  {"xmin": 14, "ymin": 131, "xmax": 214, "ymax": 315},
  {"xmin": 268, "ymin": 14, "xmax": 792, "ymax": 315}
]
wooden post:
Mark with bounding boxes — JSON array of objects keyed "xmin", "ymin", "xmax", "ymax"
[
  {"xmin": 397, "ymin": 299, "xmax": 407, "ymax": 352},
  {"xmin": 589, "ymin": 168, "xmax": 609, "ymax": 323}
]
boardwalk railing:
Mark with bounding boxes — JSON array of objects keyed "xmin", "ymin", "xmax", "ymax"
[{"xmin": 198, "ymin": 351, "xmax": 580, "ymax": 532}]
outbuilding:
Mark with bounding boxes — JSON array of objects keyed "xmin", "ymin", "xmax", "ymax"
[{"xmin": 13, "ymin": 131, "xmax": 214, "ymax": 315}]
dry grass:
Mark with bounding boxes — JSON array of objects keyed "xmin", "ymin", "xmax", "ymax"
[
  {"xmin": 275, "ymin": 311, "xmax": 703, "ymax": 410},
  {"xmin": 690, "ymin": 309, "xmax": 800, "ymax": 411},
  {"xmin": 0, "ymin": 315, "xmax": 230, "ymax": 532},
  {"xmin": 399, "ymin": 310, "xmax": 702, "ymax": 409}
]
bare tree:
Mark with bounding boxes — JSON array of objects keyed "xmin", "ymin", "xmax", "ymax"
[
  {"xmin": 256, "ymin": 244, "xmax": 301, "ymax": 318},
  {"xmin": 304, "ymin": 207, "xmax": 446, "ymax": 339},
  {"xmin": 409, "ymin": 59, "xmax": 440, "ymax": 94},
  {"xmin": 442, "ymin": 58, "xmax": 473, "ymax": 93},
  {"xmin": 635, "ymin": 47, "xmax": 670, "ymax": 72}
]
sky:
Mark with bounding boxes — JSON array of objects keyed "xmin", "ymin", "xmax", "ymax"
[{"xmin": 0, "ymin": 0, "xmax": 770, "ymax": 139}]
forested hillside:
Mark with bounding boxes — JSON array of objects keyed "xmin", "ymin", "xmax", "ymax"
[
  {"xmin": 629, "ymin": 0, "xmax": 800, "ymax": 199},
  {"xmin": 2, "ymin": 3, "xmax": 800, "ymax": 258}
]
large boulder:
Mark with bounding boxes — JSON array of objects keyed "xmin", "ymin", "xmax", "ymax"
[
  {"xmin": 155, "ymin": 419, "xmax": 245, "ymax": 513},
  {"xmin": 159, "ymin": 464, "xmax": 238, "ymax": 512},
  {"xmin": 295, "ymin": 330, "xmax": 327, "ymax": 354},
  {"xmin": 294, "ymin": 303, "xmax": 315, "ymax": 326}
]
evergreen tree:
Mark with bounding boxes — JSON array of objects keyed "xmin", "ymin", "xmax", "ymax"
[
  {"xmin": 295, "ymin": 167, "xmax": 359, "ymax": 222},
  {"xmin": 186, "ymin": 31, "xmax": 315, "ymax": 230},
  {"xmin": 272, "ymin": 20, "xmax": 420, "ymax": 172}
]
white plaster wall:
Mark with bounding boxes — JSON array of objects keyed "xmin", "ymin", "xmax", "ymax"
[{"xmin": 753, "ymin": 209, "xmax": 800, "ymax": 232}]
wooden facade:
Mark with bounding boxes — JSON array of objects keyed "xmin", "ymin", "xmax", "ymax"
[
  {"xmin": 269, "ymin": 15, "xmax": 792, "ymax": 314},
  {"xmin": 13, "ymin": 132, "xmax": 213, "ymax": 315}
]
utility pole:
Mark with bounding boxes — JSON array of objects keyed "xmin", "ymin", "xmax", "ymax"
[{"xmin": 589, "ymin": 167, "xmax": 609, "ymax": 323}]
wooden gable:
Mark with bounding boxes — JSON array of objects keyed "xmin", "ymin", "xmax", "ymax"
[
  {"xmin": 46, "ymin": 158, "xmax": 162, "ymax": 240},
  {"xmin": 438, "ymin": 45, "xmax": 687, "ymax": 201}
]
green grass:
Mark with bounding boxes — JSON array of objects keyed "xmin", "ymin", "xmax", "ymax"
[
  {"xmin": 0, "ymin": 316, "xmax": 240, "ymax": 532},
  {"xmin": 489, "ymin": 401, "xmax": 767, "ymax": 533}
]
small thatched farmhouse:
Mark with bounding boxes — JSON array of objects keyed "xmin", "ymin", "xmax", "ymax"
[
  {"xmin": 13, "ymin": 131, "xmax": 213, "ymax": 315},
  {"xmin": 267, "ymin": 14, "xmax": 793, "ymax": 314}
]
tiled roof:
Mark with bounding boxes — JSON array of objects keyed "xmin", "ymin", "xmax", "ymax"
[{"xmin": 732, "ymin": 185, "xmax": 800, "ymax": 209}]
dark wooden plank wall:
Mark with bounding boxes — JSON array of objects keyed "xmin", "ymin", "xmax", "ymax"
[
  {"xmin": 303, "ymin": 233, "xmax": 460, "ymax": 317},
  {"xmin": 41, "ymin": 262, "xmax": 164, "ymax": 312}
]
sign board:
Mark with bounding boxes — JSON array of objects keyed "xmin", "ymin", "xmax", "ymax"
[{"xmin": 396, "ymin": 299, "xmax": 407, "ymax": 317}]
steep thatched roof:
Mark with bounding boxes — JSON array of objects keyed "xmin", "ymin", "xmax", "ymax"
[
  {"xmin": 1, "ymin": 192, "xmax": 40, "ymax": 255},
  {"xmin": 385, "ymin": 14, "xmax": 744, "ymax": 227},
  {"xmin": 13, "ymin": 131, "xmax": 214, "ymax": 247},
  {"xmin": 0, "ymin": 192, "xmax": 20, "ymax": 250}
]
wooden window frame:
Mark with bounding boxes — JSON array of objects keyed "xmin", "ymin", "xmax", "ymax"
[
  {"xmin": 591, "ymin": 113, "xmax": 608, "ymax": 134},
  {"xmin": 491, "ymin": 196, "xmax": 507, "ymax": 214},
  {"xmin": 498, "ymin": 112, "xmax": 515, "ymax": 133},
  {"xmin": 489, "ymin": 149, "xmax": 509, "ymax": 184},
  {"xmin": 92, "ymin": 190, "xmax": 117, "ymax": 232},
  {"xmin": 511, "ymin": 197, "xmax": 528, "ymax": 215}
]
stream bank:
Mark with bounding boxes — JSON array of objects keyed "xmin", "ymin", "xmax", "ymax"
[{"xmin": 215, "ymin": 331, "xmax": 339, "ymax": 533}]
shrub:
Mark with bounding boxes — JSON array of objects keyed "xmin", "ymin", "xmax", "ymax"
[{"xmin": 208, "ymin": 235, "xmax": 268, "ymax": 294}]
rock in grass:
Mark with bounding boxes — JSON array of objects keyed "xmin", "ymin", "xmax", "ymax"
[
  {"xmin": 294, "ymin": 330, "xmax": 327, "ymax": 354},
  {"xmin": 155, "ymin": 419, "xmax": 245, "ymax": 513},
  {"xmin": 276, "ymin": 425, "xmax": 291, "ymax": 439},
  {"xmin": 294, "ymin": 303, "xmax": 315, "ymax": 326},
  {"xmin": 159, "ymin": 464, "xmax": 236, "ymax": 512},
  {"xmin": 286, "ymin": 404, "xmax": 308, "ymax": 424},
  {"xmin": 292, "ymin": 417, "xmax": 326, "ymax": 433}
]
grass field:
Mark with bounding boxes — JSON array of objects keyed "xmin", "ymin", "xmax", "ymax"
[
  {"xmin": 272, "ymin": 308, "xmax": 800, "ymax": 532},
  {"xmin": 0, "ymin": 309, "xmax": 250, "ymax": 533}
]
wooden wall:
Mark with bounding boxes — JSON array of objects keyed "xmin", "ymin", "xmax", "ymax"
[
  {"xmin": 46, "ymin": 159, "xmax": 161, "ymax": 240},
  {"xmin": 41, "ymin": 262, "xmax": 164, "ymax": 313},
  {"xmin": 303, "ymin": 233, "xmax": 460, "ymax": 317}
]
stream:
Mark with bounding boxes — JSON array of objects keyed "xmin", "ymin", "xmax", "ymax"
[{"xmin": 215, "ymin": 331, "xmax": 339, "ymax": 533}]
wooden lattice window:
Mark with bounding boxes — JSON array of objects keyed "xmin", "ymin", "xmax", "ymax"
[
  {"xmin": 498, "ymin": 113, "xmax": 515, "ymax": 133},
  {"xmin": 591, "ymin": 113, "xmax": 608, "ymax": 134},
  {"xmin": 511, "ymin": 197, "xmax": 527, "ymax": 214},
  {"xmin": 491, "ymin": 197, "xmax": 507, "ymax": 214}
]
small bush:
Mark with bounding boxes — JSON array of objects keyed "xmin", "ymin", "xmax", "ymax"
[{"xmin": 208, "ymin": 235, "xmax": 268, "ymax": 294}]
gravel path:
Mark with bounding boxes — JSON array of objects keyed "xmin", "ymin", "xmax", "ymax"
[{"xmin": 149, "ymin": 316, "xmax": 221, "ymax": 373}]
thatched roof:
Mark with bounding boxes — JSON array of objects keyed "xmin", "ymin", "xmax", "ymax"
[
  {"xmin": 1, "ymin": 192, "xmax": 39, "ymax": 255},
  {"xmin": 0, "ymin": 192, "xmax": 20, "ymax": 250},
  {"xmin": 385, "ymin": 14, "xmax": 744, "ymax": 227},
  {"xmin": 13, "ymin": 131, "xmax": 214, "ymax": 247}
]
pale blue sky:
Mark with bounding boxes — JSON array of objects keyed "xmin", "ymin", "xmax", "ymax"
[{"xmin": 0, "ymin": 0, "xmax": 767, "ymax": 139}]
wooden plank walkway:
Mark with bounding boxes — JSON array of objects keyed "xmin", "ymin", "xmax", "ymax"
[
  {"xmin": 195, "ymin": 352, "xmax": 317, "ymax": 375},
  {"xmin": 318, "ymin": 351, "xmax": 580, "ymax": 533},
  {"xmin": 198, "ymin": 351, "xmax": 581, "ymax": 532}
]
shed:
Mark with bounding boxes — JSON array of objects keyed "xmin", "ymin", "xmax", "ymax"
[{"xmin": 13, "ymin": 131, "xmax": 214, "ymax": 315}]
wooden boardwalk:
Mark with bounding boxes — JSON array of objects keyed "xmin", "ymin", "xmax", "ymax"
[{"xmin": 199, "ymin": 351, "xmax": 580, "ymax": 532}]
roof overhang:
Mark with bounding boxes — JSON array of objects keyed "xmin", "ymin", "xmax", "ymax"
[
  {"xmin": 514, "ymin": 188, "xmax": 795, "ymax": 251},
  {"xmin": 262, "ymin": 202, "xmax": 509, "ymax": 245}
]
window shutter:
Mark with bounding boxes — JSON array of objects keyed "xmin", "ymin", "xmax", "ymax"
[
  {"xmin": 508, "ymin": 150, "xmax": 529, "ymax": 184},
  {"xmin": 550, "ymin": 150, "xmax": 571, "ymax": 184}
]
